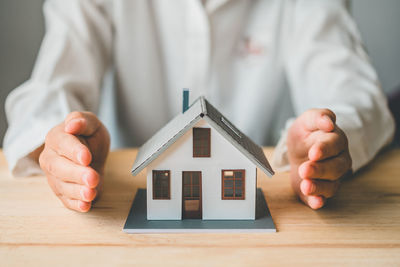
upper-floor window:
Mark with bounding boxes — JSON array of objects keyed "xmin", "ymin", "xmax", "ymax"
[{"xmin": 193, "ymin": 127, "xmax": 211, "ymax": 157}]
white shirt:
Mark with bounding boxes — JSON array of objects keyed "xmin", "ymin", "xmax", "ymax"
[{"xmin": 3, "ymin": 0, "xmax": 394, "ymax": 177}]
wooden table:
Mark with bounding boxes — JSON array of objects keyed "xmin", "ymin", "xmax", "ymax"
[{"xmin": 1, "ymin": 148, "xmax": 400, "ymax": 266}]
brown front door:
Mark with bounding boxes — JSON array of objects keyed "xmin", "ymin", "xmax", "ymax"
[{"xmin": 182, "ymin": 171, "xmax": 202, "ymax": 219}]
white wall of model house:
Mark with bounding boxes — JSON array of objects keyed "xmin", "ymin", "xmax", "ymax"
[{"xmin": 146, "ymin": 119, "xmax": 256, "ymax": 220}]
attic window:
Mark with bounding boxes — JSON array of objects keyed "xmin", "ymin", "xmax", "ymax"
[
  {"xmin": 221, "ymin": 117, "xmax": 242, "ymax": 138},
  {"xmin": 193, "ymin": 128, "xmax": 211, "ymax": 157},
  {"xmin": 153, "ymin": 170, "xmax": 170, "ymax": 200},
  {"xmin": 222, "ymin": 170, "xmax": 245, "ymax": 200}
]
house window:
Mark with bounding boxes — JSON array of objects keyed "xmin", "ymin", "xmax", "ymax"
[
  {"xmin": 193, "ymin": 127, "xmax": 211, "ymax": 157},
  {"xmin": 153, "ymin": 170, "xmax": 170, "ymax": 199},
  {"xmin": 221, "ymin": 170, "xmax": 245, "ymax": 200}
]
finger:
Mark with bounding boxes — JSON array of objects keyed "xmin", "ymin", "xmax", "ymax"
[
  {"xmin": 291, "ymin": 172, "xmax": 326, "ymax": 210},
  {"xmin": 300, "ymin": 178, "xmax": 340, "ymax": 198},
  {"xmin": 46, "ymin": 175, "xmax": 92, "ymax": 212},
  {"xmin": 65, "ymin": 111, "xmax": 101, "ymax": 137},
  {"xmin": 301, "ymin": 109, "xmax": 336, "ymax": 133},
  {"xmin": 299, "ymin": 153, "xmax": 352, "ymax": 181},
  {"xmin": 46, "ymin": 126, "xmax": 92, "ymax": 166},
  {"xmin": 308, "ymin": 129, "xmax": 348, "ymax": 161},
  {"xmin": 59, "ymin": 196, "xmax": 91, "ymax": 212},
  {"xmin": 39, "ymin": 148, "xmax": 100, "ymax": 187},
  {"xmin": 305, "ymin": 195, "xmax": 326, "ymax": 210},
  {"xmin": 53, "ymin": 177, "xmax": 98, "ymax": 202},
  {"xmin": 297, "ymin": 188, "xmax": 326, "ymax": 210}
]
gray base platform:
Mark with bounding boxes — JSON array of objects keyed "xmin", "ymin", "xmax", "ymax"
[{"xmin": 123, "ymin": 188, "xmax": 276, "ymax": 233}]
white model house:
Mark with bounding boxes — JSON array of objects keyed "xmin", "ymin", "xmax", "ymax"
[{"xmin": 131, "ymin": 96, "xmax": 274, "ymax": 220}]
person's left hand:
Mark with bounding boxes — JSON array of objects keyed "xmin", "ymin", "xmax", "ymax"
[{"xmin": 287, "ymin": 109, "xmax": 352, "ymax": 209}]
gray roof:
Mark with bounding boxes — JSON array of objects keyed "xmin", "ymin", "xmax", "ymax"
[{"xmin": 131, "ymin": 97, "xmax": 274, "ymax": 177}]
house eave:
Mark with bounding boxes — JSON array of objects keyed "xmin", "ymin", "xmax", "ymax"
[
  {"xmin": 131, "ymin": 115, "xmax": 203, "ymax": 176},
  {"xmin": 203, "ymin": 116, "xmax": 274, "ymax": 177}
]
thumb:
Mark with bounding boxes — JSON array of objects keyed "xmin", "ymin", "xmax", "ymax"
[
  {"xmin": 64, "ymin": 111, "xmax": 101, "ymax": 136},
  {"xmin": 301, "ymin": 109, "xmax": 336, "ymax": 133}
]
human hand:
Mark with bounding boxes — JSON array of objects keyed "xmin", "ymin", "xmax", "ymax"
[
  {"xmin": 39, "ymin": 112, "xmax": 110, "ymax": 212},
  {"xmin": 287, "ymin": 109, "xmax": 352, "ymax": 209}
]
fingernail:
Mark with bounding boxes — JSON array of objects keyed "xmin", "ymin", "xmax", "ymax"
[
  {"xmin": 64, "ymin": 122, "xmax": 72, "ymax": 132},
  {"xmin": 79, "ymin": 201, "xmax": 91, "ymax": 212},
  {"xmin": 300, "ymin": 180, "xmax": 309, "ymax": 195},
  {"xmin": 65, "ymin": 118, "xmax": 79, "ymax": 132},
  {"xmin": 308, "ymin": 181, "xmax": 316, "ymax": 194},
  {"xmin": 323, "ymin": 115, "xmax": 331, "ymax": 122},
  {"xmin": 323, "ymin": 115, "xmax": 334, "ymax": 130},
  {"xmin": 309, "ymin": 196, "xmax": 324, "ymax": 210},
  {"xmin": 83, "ymin": 172, "xmax": 91, "ymax": 187},
  {"xmin": 78, "ymin": 150, "xmax": 85, "ymax": 165},
  {"xmin": 310, "ymin": 145, "xmax": 322, "ymax": 161},
  {"xmin": 308, "ymin": 164, "xmax": 316, "ymax": 175},
  {"xmin": 299, "ymin": 164, "xmax": 309, "ymax": 179},
  {"xmin": 80, "ymin": 188, "xmax": 87, "ymax": 201}
]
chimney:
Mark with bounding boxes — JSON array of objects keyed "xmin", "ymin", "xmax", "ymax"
[{"xmin": 182, "ymin": 89, "xmax": 189, "ymax": 113}]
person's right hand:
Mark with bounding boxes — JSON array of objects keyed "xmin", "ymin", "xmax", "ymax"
[{"xmin": 39, "ymin": 111, "xmax": 110, "ymax": 212}]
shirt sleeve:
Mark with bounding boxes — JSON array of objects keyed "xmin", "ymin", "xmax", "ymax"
[
  {"xmin": 272, "ymin": 0, "xmax": 395, "ymax": 172},
  {"xmin": 3, "ymin": 0, "xmax": 113, "ymax": 177}
]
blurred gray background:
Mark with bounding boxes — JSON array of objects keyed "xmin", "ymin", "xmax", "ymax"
[{"xmin": 1, "ymin": 0, "xmax": 400, "ymax": 146}]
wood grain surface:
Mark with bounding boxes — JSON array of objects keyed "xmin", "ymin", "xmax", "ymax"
[{"xmin": 1, "ymin": 148, "xmax": 399, "ymax": 266}]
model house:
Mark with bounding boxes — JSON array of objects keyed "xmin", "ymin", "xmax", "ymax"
[{"xmin": 131, "ymin": 94, "xmax": 274, "ymax": 220}]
